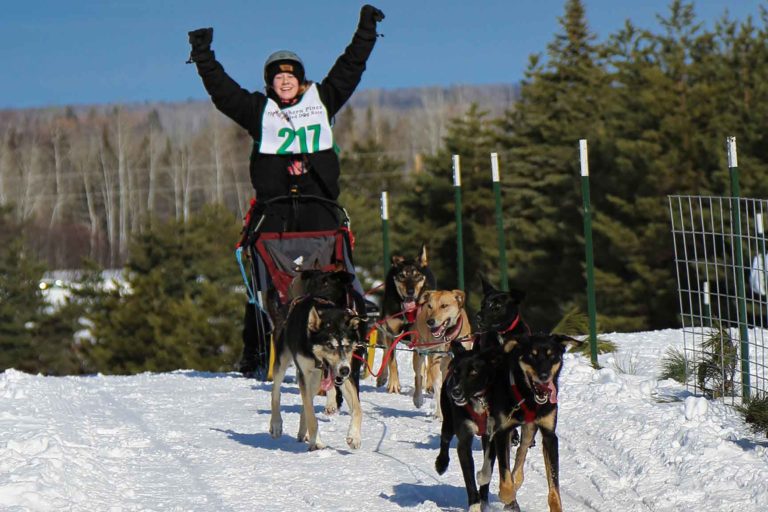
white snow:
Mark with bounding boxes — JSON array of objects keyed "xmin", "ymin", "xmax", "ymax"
[{"xmin": 1, "ymin": 329, "xmax": 767, "ymax": 511}]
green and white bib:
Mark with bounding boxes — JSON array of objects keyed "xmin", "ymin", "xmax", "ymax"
[{"xmin": 259, "ymin": 83, "xmax": 334, "ymax": 155}]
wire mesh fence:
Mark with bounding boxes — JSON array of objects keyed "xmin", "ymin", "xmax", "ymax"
[{"xmin": 669, "ymin": 195, "xmax": 768, "ymax": 404}]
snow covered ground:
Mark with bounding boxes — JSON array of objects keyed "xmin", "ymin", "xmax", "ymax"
[{"xmin": 1, "ymin": 329, "xmax": 767, "ymax": 511}]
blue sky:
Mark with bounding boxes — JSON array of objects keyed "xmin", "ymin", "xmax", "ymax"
[{"xmin": 1, "ymin": 0, "xmax": 765, "ymax": 109}]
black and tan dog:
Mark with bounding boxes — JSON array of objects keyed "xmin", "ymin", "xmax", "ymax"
[
  {"xmin": 269, "ymin": 297, "xmax": 364, "ymax": 451},
  {"xmin": 477, "ymin": 333, "xmax": 582, "ymax": 512},
  {"xmin": 435, "ymin": 343, "xmax": 504, "ymax": 512},
  {"xmin": 377, "ymin": 244, "xmax": 435, "ymax": 393}
]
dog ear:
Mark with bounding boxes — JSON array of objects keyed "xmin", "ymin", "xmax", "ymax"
[
  {"xmin": 418, "ymin": 291, "xmax": 431, "ymax": 305},
  {"xmin": 418, "ymin": 244, "xmax": 428, "ymax": 267},
  {"xmin": 453, "ymin": 289, "xmax": 465, "ymax": 308},
  {"xmin": 450, "ymin": 339, "xmax": 467, "ymax": 356},
  {"xmin": 480, "ymin": 275, "xmax": 495, "ymax": 295},
  {"xmin": 555, "ymin": 334, "xmax": 584, "ymax": 351},
  {"xmin": 338, "ymin": 270, "xmax": 354, "ymax": 285},
  {"xmin": 308, "ymin": 306, "xmax": 322, "ymax": 333},
  {"xmin": 391, "ymin": 254, "xmax": 405, "ymax": 266}
]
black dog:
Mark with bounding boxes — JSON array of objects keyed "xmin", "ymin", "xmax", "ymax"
[
  {"xmin": 472, "ymin": 276, "xmax": 530, "ymax": 450},
  {"xmin": 377, "ymin": 244, "xmax": 435, "ymax": 393},
  {"xmin": 474, "ymin": 276, "xmax": 529, "ymax": 351},
  {"xmin": 479, "ymin": 333, "xmax": 582, "ymax": 512},
  {"xmin": 435, "ymin": 343, "xmax": 506, "ymax": 511}
]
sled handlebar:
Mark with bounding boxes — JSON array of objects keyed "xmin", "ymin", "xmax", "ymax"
[{"xmin": 246, "ymin": 194, "xmax": 351, "ymax": 244}]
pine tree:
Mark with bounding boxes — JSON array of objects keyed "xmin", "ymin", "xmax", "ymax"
[
  {"xmin": 80, "ymin": 204, "xmax": 243, "ymax": 373},
  {"xmin": 394, "ymin": 104, "xmax": 501, "ymax": 308},
  {"xmin": 497, "ymin": 0, "xmax": 610, "ymax": 329},
  {"xmin": 590, "ymin": 1, "xmax": 768, "ymax": 330},
  {"xmin": 0, "ymin": 205, "xmax": 48, "ymax": 372}
]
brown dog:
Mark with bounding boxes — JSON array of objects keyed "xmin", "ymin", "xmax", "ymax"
[{"xmin": 413, "ymin": 289, "xmax": 473, "ymax": 420}]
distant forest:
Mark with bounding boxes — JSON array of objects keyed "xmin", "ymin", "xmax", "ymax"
[
  {"xmin": 0, "ymin": 83, "xmax": 518, "ymax": 269},
  {"xmin": 4, "ymin": 0, "xmax": 768, "ymax": 377}
]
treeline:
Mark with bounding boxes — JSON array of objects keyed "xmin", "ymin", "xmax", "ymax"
[
  {"xmin": 0, "ymin": 84, "xmax": 510, "ymax": 270},
  {"xmin": 3, "ymin": 0, "xmax": 768, "ymax": 374}
]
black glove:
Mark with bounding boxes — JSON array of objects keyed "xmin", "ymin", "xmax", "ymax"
[
  {"xmin": 187, "ymin": 27, "xmax": 214, "ymax": 63},
  {"xmin": 188, "ymin": 27, "xmax": 213, "ymax": 51},
  {"xmin": 358, "ymin": 5, "xmax": 385, "ymax": 34}
]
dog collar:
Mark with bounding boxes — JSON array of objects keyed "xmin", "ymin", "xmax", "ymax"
[{"xmin": 498, "ymin": 314, "xmax": 521, "ymax": 334}]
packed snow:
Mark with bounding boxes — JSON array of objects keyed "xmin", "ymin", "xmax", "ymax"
[{"xmin": 1, "ymin": 329, "xmax": 767, "ymax": 511}]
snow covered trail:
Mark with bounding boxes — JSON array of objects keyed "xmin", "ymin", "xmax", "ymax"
[{"xmin": 1, "ymin": 330, "xmax": 767, "ymax": 511}]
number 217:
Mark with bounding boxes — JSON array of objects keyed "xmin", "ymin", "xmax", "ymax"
[{"xmin": 277, "ymin": 124, "xmax": 321, "ymax": 154}]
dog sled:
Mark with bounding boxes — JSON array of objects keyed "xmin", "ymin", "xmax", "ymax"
[{"xmin": 235, "ymin": 192, "xmax": 377, "ymax": 380}]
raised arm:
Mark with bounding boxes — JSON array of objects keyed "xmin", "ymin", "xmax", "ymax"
[
  {"xmin": 188, "ymin": 27, "xmax": 263, "ymax": 135},
  {"xmin": 319, "ymin": 5, "xmax": 385, "ymax": 117}
]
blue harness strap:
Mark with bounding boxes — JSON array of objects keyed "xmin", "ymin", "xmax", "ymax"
[{"xmin": 235, "ymin": 246, "xmax": 256, "ymax": 305}]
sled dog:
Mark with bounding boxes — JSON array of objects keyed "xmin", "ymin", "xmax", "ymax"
[
  {"xmin": 413, "ymin": 289, "xmax": 473, "ymax": 419},
  {"xmin": 377, "ymin": 244, "xmax": 435, "ymax": 393},
  {"xmin": 269, "ymin": 297, "xmax": 363, "ymax": 450}
]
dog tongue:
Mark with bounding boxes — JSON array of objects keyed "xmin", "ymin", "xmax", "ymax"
[
  {"xmin": 545, "ymin": 383, "xmax": 558, "ymax": 404},
  {"xmin": 320, "ymin": 367, "xmax": 334, "ymax": 392},
  {"xmin": 403, "ymin": 300, "xmax": 417, "ymax": 323}
]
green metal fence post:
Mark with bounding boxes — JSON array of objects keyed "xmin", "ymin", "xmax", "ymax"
[
  {"xmin": 491, "ymin": 152, "xmax": 509, "ymax": 291},
  {"xmin": 453, "ymin": 155, "xmax": 465, "ymax": 291},
  {"xmin": 381, "ymin": 191, "xmax": 390, "ymax": 272},
  {"xmin": 579, "ymin": 140, "xmax": 599, "ymax": 367},
  {"xmin": 728, "ymin": 136, "xmax": 751, "ymax": 400}
]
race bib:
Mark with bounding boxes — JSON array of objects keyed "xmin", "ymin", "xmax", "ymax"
[{"xmin": 259, "ymin": 84, "xmax": 334, "ymax": 154}]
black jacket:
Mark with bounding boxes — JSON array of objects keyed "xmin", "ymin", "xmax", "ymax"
[{"xmin": 194, "ymin": 28, "xmax": 377, "ymax": 201}]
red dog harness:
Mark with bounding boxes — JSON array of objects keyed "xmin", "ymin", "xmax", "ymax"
[
  {"xmin": 464, "ymin": 397, "xmax": 489, "ymax": 436},
  {"xmin": 509, "ymin": 372, "xmax": 538, "ymax": 424}
]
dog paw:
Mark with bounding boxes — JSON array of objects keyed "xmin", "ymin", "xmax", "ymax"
[
  {"xmin": 502, "ymin": 500, "xmax": 521, "ymax": 512},
  {"xmin": 387, "ymin": 383, "xmax": 401, "ymax": 394},
  {"xmin": 434, "ymin": 453, "xmax": 449, "ymax": 475},
  {"xmin": 308, "ymin": 442, "xmax": 325, "ymax": 451},
  {"xmin": 476, "ymin": 468, "xmax": 491, "ymax": 487},
  {"xmin": 269, "ymin": 422, "xmax": 283, "ymax": 439},
  {"xmin": 468, "ymin": 503, "xmax": 482, "ymax": 512},
  {"xmin": 413, "ymin": 394, "xmax": 424, "ymax": 408},
  {"xmin": 376, "ymin": 375, "xmax": 387, "ymax": 388},
  {"xmin": 324, "ymin": 404, "xmax": 338, "ymax": 415},
  {"xmin": 346, "ymin": 435, "xmax": 361, "ymax": 449},
  {"xmin": 499, "ymin": 474, "xmax": 514, "ymax": 504}
]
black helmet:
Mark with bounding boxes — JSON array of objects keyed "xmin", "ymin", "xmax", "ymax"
[{"xmin": 264, "ymin": 50, "xmax": 305, "ymax": 85}]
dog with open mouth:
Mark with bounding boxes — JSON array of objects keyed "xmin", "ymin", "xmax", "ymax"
[
  {"xmin": 287, "ymin": 267, "xmax": 368, "ymax": 414},
  {"xmin": 269, "ymin": 297, "xmax": 364, "ymax": 451},
  {"xmin": 378, "ymin": 244, "xmax": 435, "ymax": 393},
  {"xmin": 476, "ymin": 333, "xmax": 583, "ymax": 512},
  {"xmin": 435, "ymin": 343, "xmax": 504, "ymax": 511},
  {"xmin": 413, "ymin": 289, "xmax": 473, "ymax": 420}
]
